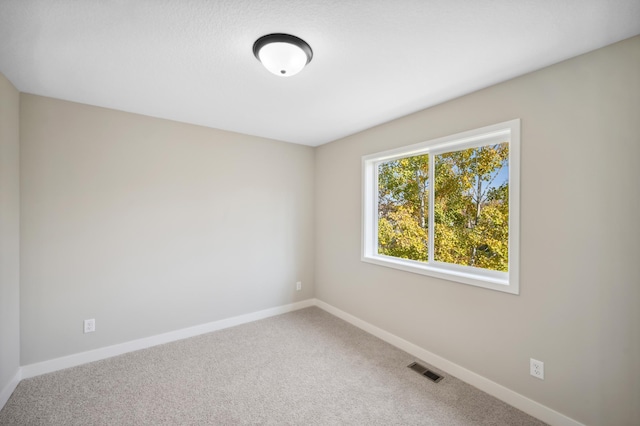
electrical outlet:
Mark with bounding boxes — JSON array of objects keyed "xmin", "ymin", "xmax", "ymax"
[
  {"xmin": 296, "ymin": 281, "xmax": 302, "ymax": 291},
  {"xmin": 530, "ymin": 358, "xmax": 544, "ymax": 379},
  {"xmin": 84, "ymin": 318, "xmax": 95, "ymax": 333}
]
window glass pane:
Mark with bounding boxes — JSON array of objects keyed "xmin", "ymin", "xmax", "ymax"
[
  {"xmin": 377, "ymin": 154, "xmax": 429, "ymax": 262},
  {"xmin": 434, "ymin": 143, "xmax": 509, "ymax": 271}
]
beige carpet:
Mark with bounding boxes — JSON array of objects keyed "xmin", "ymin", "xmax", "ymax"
[{"xmin": 0, "ymin": 307, "xmax": 546, "ymax": 425}]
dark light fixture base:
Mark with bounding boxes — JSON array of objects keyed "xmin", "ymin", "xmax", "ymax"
[{"xmin": 253, "ymin": 34, "xmax": 313, "ymax": 65}]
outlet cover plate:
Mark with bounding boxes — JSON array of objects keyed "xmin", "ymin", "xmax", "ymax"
[
  {"xmin": 530, "ymin": 358, "xmax": 544, "ymax": 379},
  {"xmin": 84, "ymin": 319, "xmax": 95, "ymax": 333}
]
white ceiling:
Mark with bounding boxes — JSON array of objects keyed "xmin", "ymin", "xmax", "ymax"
[{"xmin": 1, "ymin": 0, "xmax": 639, "ymax": 146}]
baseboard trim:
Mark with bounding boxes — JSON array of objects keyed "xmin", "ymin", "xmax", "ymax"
[
  {"xmin": 314, "ymin": 299, "xmax": 583, "ymax": 426},
  {"xmin": 0, "ymin": 369, "xmax": 21, "ymax": 411},
  {"xmin": 21, "ymin": 299, "xmax": 315, "ymax": 379},
  {"xmin": 12, "ymin": 297, "xmax": 583, "ymax": 426}
]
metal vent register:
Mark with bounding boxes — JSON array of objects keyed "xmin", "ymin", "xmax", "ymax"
[{"xmin": 408, "ymin": 362, "xmax": 444, "ymax": 383}]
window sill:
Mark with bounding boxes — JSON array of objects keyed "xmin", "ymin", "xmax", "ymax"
[{"xmin": 361, "ymin": 254, "xmax": 518, "ymax": 295}]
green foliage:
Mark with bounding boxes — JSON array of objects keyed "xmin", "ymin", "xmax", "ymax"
[
  {"xmin": 377, "ymin": 143, "xmax": 509, "ymax": 272},
  {"xmin": 378, "ymin": 155, "xmax": 429, "ymax": 261}
]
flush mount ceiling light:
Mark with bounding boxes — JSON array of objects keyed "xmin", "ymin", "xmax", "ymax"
[{"xmin": 253, "ymin": 34, "xmax": 313, "ymax": 77}]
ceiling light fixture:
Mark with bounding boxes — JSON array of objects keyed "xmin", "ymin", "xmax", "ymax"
[{"xmin": 253, "ymin": 34, "xmax": 313, "ymax": 77}]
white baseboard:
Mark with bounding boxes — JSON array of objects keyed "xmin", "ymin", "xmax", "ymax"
[
  {"xmin": 21, "ymin": 299, "xmax": 315, "ymax": 380},
  {"xmin": 0, "ymin": 369, "xmax": 21, "ymax": 410},
  {"xmin": 9, "ymin": 297, "xmax": 582, "ymax": 426},
  {"xmin": 314, "ymin": 299, "xmax": 583, "ymax": 426}
]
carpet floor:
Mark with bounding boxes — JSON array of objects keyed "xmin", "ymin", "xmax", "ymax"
[{"xmin": 0, "ymin": 307, "xmax": 546, "ymax": 425}]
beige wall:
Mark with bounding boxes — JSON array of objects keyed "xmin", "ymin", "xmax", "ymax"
[
  {"xmin": 315, "ymin": 36, "xmax": 640, "ymax": 426},
  {"xmin": 19, "ymin": 95, "xmax": 315, "ymax": 364},
  {"xmin": 0, "ymin": 73, "xmax": 20, "ymax": 393}
]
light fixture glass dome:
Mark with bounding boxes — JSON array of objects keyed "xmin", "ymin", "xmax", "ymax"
[{"xmin": 253, "ymin": 34, "xmax": 313, "ymax": 77}]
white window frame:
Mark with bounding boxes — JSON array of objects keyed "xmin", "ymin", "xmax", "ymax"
[{"xmin": 362, "ymin": 119, "xmax": 520, "ymax": 294}]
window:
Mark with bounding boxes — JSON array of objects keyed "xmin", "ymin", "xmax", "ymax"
[{"xmin": 362, "ymin": 120, "xmax": 520, "ymax": 294}]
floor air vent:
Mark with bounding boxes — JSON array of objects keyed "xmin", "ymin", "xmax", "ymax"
[{"xmin": 408, "ymin": 362, "xmax": 443, "ymax": 383}]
